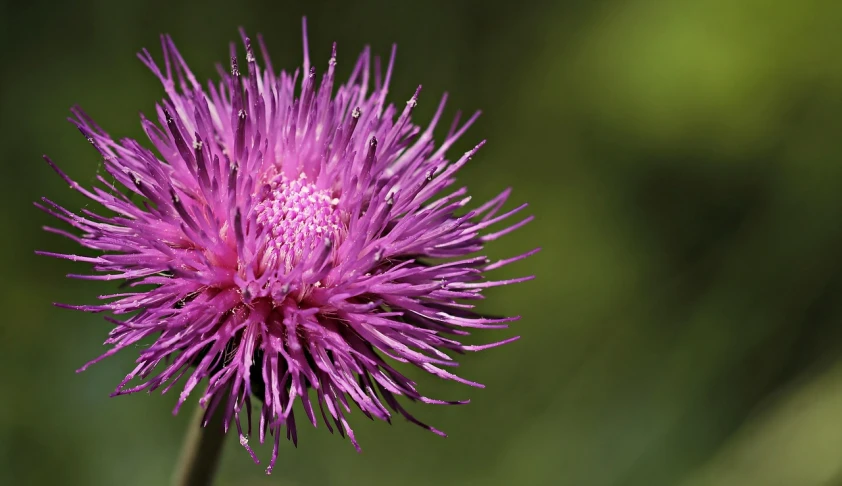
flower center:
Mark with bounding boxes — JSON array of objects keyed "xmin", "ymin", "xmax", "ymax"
[{"xmin": 254, "ymin": 174, "xmax": 342, "ymax": 272}]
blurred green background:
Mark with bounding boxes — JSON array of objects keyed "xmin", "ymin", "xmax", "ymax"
[{"xmin": 3, "ymin": 0, "xmax": 842, "ymax": 485}]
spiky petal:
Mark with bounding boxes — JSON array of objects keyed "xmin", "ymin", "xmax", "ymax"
[{"xmin": 38, "ymin": 20, "xmax": 536, "ymax": 472}]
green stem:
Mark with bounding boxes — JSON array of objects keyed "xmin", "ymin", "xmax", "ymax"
[{"xmin": 171, "ymin": 402, "xmax": 228, "ymax": 486}]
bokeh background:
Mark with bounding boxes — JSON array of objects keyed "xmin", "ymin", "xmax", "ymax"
[{"xmin": 2, "ymin": 0, "xmax": 842, "ymax": 485}]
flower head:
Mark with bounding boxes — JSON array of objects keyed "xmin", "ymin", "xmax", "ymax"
[{"xmin": 38, "ymin": 20, "xmax": 536, "ymax": 472}]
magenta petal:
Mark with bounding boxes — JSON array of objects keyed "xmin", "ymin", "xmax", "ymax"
[{"xmin": 39, "ymin": 19, "xmax": 535, "ymax": 466}]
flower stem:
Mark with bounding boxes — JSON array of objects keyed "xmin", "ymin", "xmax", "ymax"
[{"xmin": 171, "ymin": 403, "xmax": 228, "ymax": 486}]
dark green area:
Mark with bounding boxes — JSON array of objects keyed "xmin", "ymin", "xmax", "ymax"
[{"xmin": 2, "ymin": 0, "xmax": 842, "ymax": 485}]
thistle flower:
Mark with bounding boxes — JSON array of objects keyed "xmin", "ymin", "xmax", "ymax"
[{"xmin": 38, "ymin": 21, "xmax": 536, "ymax": 472}]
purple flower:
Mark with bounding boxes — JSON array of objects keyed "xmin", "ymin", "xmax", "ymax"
[{"xmin": 38, "ymin": 21, "xmax": 536, "ymax": 472}]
